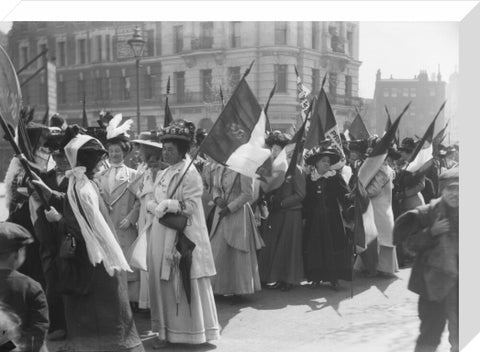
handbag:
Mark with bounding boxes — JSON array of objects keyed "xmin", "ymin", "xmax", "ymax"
[
  {"xmin": 59, "ymin": 233, "xmax": 77, "ymax": 259},
  {"xmin": 159, "ymin": 212, "xmax": 188, "ymax": 232}
]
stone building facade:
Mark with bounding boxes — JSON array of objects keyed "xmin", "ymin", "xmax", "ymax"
[{"xmin": 8, "ymin": 21, "xmax": 362, "ymax": 133}]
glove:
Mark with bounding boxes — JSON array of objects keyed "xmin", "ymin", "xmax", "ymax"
[
  {"xmin": 218, "ymin": 206, "xmax": 231, "ymax": 219},
  {"xmin": 214, "ymin": 197, "xmax": 227, "ymax": 209},
  {"xmin": 44, "ymin": 207, "xmax": 62, "ymax": 222},
  {"xmin": 146, "ymin": 200, "xmax": 158, "ymax": 214},
  {"xmin": 155, "ymin": 199, "xmax": 181, "ymax": 218}
]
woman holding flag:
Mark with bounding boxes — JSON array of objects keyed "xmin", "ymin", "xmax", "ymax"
[
  {"xmin": 303, "ymin": 143, "xmax": 353, "ymax": 289},
  {"xmin": 258, "ymin": 131, "xmax": 306, "ymax": 291}
]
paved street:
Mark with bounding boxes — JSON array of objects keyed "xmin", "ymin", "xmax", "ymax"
[{"xmin": 0, "ymin": 191, "xmax": 451, "ymax": 352}]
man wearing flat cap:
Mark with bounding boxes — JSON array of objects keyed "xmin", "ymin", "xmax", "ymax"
[
  {"xmin": 393, "ymin": 168, "xmax": 459, "ymax": 352},
  {"xmin": 0, "ymin": 222, "xmax": 49, "ymax": 352}
]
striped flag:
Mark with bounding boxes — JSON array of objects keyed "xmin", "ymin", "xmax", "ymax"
[
  {"xmin": 354, "ymin": 102, "xmax": 410, "ymax": 252},
  {"xmin": 199, "ymin": 74, "xmax": 271, "ymax": 179},
  {"xmin": 294, "ymin": 66, "xmax": 312, "ymax": 122},
  {"xmin": 406, "ymin": 101, "xmax": 446, "ymax": 173}
]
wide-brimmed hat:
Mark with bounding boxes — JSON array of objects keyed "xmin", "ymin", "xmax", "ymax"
[
  {"xmin": 348, "ymin": 139, "xmax": 369, "ymax": 155},
  {"xmin": 44, "ymin": 127, "xmax": 66, "ymax": 152},
  {"xmin": 304, "ymin": 145, "xmax": 341, "ymax": 166},
  {"xmin": 159, "ymin": 119, "xmax": 195, "ymax": 143},
  {"xmin": 132, "ymin": 131, "xmax": 163, "ymax": 149},
  {"xmin": 398, "ymin": 137, "xmax": 416, "ymax": 153},
  {"xmin": 387, "ymin": 146, "xmax": 402, "ymax": 160},
  {"xmin": 265, "ymin": 130, "xmax": 291, "ymax": 148}
]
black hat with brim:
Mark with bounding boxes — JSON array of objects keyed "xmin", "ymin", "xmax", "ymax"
[{"xmin": 304, "ymin": 148, "xmax": 341, "ymax": 166}]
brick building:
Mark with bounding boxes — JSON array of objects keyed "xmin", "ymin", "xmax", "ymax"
[
  {"xmin": 373, "ymin": 69, "xmax": 446, "ymax": 139},
  {"xmin": 7, "ymin": 21, "xmax": 363, "ymax": 133}
]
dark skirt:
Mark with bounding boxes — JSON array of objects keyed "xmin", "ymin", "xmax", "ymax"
[
  {"xmin": 63, "ymin": 265, "xmax": 144, "ymax": 352},
  {"xmin": 303, "ymin": 206, "xmax": 353, "ymax": 284},
  {"xmin": 258, "ymin": 208, "xmax": 304, "ymax": 285}
]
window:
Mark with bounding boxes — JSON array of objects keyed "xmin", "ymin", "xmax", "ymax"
[
  {"xmin": 58, "ymin": 76, "xmax": 67, "ymax": 104},
  {"xmin": 312, "ymin": 68, "xmax": 320, "ymax": 94},
  {"xmin": 200, "ymin": 22, "xmax": 214, "ymax": 49},
  {"xmin": 275, "ymin": 22, "xmax": 287, "ymax": 45},
  {"xmin": 174, "ymin": 25, "xmax": 183, "ymax": 53},
  {"xmin": 275, "ymin": 64, "xmax": 288, "ymax": 93},
  {"xmin": 231, "ymin": 22, "xmax": 241, "ymax": 48},
  {"xmin": 146, "ymin": 29, "xmax": 155, "ymax": 56},
  {"xmin": 429, "ymin": 87, "xmax": 436, "ymax": 97},
  {"xmin": 347, "ymin": 31, "xmax": 354, "ymax": 55},
  {"xmin": 95, "ymin": 35, "xmax": 102, "ymax": 62},
  {"xmin": 38, "ymin": 43, "xmax": 47, "ymax": 68},
  {"xmin": 78, "ymin": 38, "xmax": 87, "ymax": 64},
  {"xmin": 19, "ymin": 45, "xmax": 29, "ymax": 68},
  {"xmin": 57, "ymin": 41, "xmax": 66, "ymax": 67},
  {"xmin": 403, "ymin": 88, "xmax": 409, "ymax": 97},
  {"xmin": 147, "ymin": 116, "xmax": 157, "ymax": 130},
  {"xmin": 77, "ymin": 77, "xmax": 86, "ymax": 102},
  {"xmin": 345, "ymin": 75, "xmax": 352, "ymax": 97},
  {"xmin": 228, "ymin": 66, "xmax": 241, "ymax": 88},
  {"xmin": 37, "ymin": 22, "xmax": 47, "ymax": 29},
  {"xmin": 104, "ymin": 77, "xmax": 111, "ymax": 101},
  {"xmin": 175, "ymin": 71, "xmax": 185, "ymax": 103},
  {"xmin": 391, "ymin": 88, "xmax": 397, "ymax": 97},
  {"xmin": 410, "ymin": 88, "xmax": 416, "ymax": 97},
  {"xmin": 120, "ymin": 76, "xmax": 130, "ymax": 101},
  {"xmin": 329, "ymin": 73, "xmax": 337, "ymax": 95},
  {"xmin": 312, "ymin": 22, "xmax": 319, "ymax": 49},
  {"xmin": 95, "ymin": 75, "xmax": 103, "ymax": 100},
  {"xmin": 144, "ymin": 73, "xmax": 153, "ymax": 100},
  {"xmin": 201, "ymin": 69, "xmax": 213, "ymax": 101},
  {"xmin": 383, "ymin": 90, "xmax": 390, "ymax": 97},
  {"xmin": 105, "ymin": 35, "xmax": 111, "ymax": 61}
]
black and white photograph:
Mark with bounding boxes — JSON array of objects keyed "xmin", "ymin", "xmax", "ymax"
[{"xmin": 0, "ymin": 1, "xmax": 474, "ymax": 351}]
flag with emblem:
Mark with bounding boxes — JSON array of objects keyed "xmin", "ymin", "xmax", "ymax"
[
  {"xmin": 354, "ymin": 102, "xmax": 410, "ymax": 252},
  {"xmin": 199, "ymin": 62, "xmax": 271, "ymax": 179},
  {"xmin": 304, "ymin": 75, "xmax": 343, "ymax": 153}
]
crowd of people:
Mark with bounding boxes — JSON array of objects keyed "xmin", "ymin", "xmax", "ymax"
[{"xmin": 0, "ymin": 110, "xmax": 459, "ymax": 352}]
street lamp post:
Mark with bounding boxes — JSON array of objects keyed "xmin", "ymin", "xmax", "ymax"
[{"xmin": 127, "ymin": 26, "xmax": 146, "ymax": 135}]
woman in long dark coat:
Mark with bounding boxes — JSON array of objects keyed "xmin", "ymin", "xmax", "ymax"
[
  {"xmin": 303, "ymin": 145, "xmax": 353, "ymax": 288},
  {"xmin": 33, "ymin": 127, "xmax": 144, "ymax": 352},
  {"xmin": 258, "ymin": 131, "xmax": 305, "ymax": 291}
]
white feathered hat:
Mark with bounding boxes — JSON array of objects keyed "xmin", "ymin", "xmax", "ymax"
[{"xmin": 105, "ymin": 113, "xmax": 134, "ymax": 153}]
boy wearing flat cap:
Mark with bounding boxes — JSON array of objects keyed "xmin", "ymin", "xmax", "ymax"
[
  {"xmin": 0, "ymin": 222, "xmax": 49, "ymax": 352},
  {"xmin": 394, "ymin": 168, "xmax": 459, "ymax": 352}
]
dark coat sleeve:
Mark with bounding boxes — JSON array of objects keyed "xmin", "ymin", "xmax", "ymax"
[
  {"xmin": 280, "ymin": 167, "xmax": 306, "ymax": 209},
  {"xmin": 25, "ymin": 281, "xmax": 49, "ymax": 352}
]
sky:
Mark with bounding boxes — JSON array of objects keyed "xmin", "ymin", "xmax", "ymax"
[
  {"xmin": 0, "ymin": 21, "xmax": 459, "ymax": 99},
  {"xmin": 358, "ymin": 22, "xmax": 459, "ymax": 98}
]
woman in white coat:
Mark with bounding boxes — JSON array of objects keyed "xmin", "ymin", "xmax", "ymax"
[
  {"xmin": 96, "ymin": 115, "xmax": 141, "ymax": 305},
  {"xmin": 145, "ymin": 120, "xmax": 220, "ymax": 348}
]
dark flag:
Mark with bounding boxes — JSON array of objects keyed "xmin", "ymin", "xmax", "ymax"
[
  {"xmin": 304, "ymin": 74, "xmax": 343, "ymax": 159},
  {"xmin": 349, "ymin": 111, "xmax": 370, "ymax": 141},
  {"xmin": 406, "ymin": 101, "xmax": 446, "ymax": 173},
  {"xmin": 41, "ymin": 106, "xmax": 49, "ymax": 126},
  {"xmin": 82, "ymin": 93, "xmax": 88, "ymax": 128},
  {"xmin": 264, "ymin": 83, "xmax": 276, "ymax": 133},
  {"xmin": 164, "ymin": 76, "xmax": 173, "ymax": 128}
]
